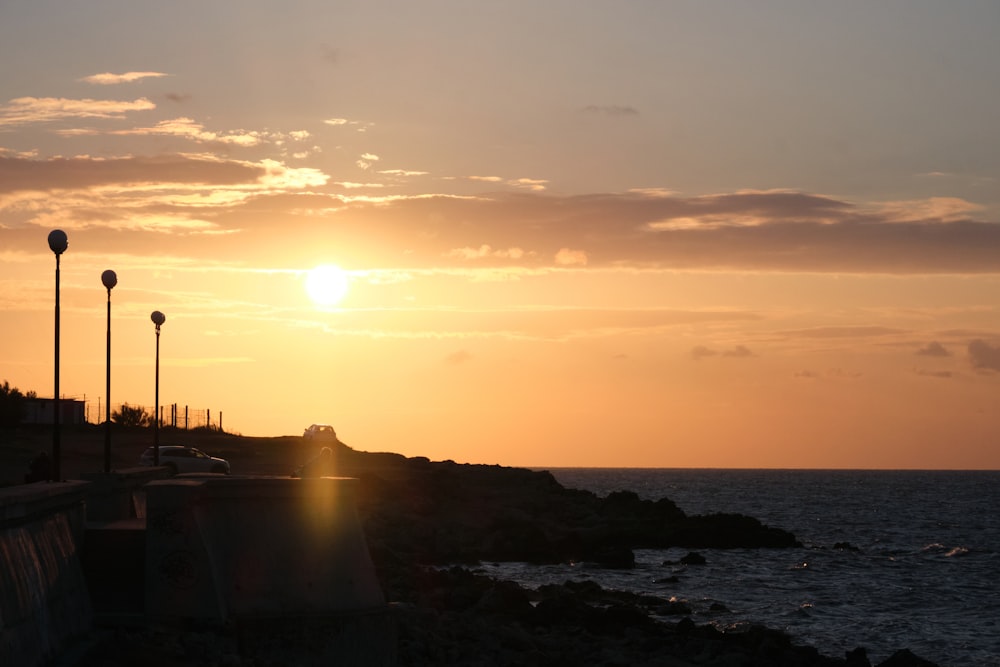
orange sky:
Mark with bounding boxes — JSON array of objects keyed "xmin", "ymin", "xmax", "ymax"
[{"xmin": 2, "ymin": 2, "xmax": 1000, "ymax": 469}]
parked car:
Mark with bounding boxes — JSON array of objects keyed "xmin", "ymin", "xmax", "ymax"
[
  {"xmin": 139, "ymin": 445, "xmax": 231, "ymax": 475},
  {"xmin": 303, "ymin": 424, "xmax": 337, "ymax": 441}
]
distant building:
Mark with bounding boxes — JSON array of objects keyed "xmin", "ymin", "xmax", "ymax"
[{"xmin": 22, "ymin": 397, "xmax": 86, "ymax": 425}]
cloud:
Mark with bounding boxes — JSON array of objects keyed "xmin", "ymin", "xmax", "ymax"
[
  {"xmin": 780, "ymin": 326, "xmax": 907, "ymax": 339},
  {"xmin": 66, "ymin": 116, "xmax": 273, "ymax": 146},
  {"xmin": 0, "ymin": 96, "xmax": 155, "ymax": 126},
  {"xmin": 826, "ymin": 368, "xmax": 863, "ymax": 379},
  {"xmin": 795, "ymin": 369, "xmax": 861, "ymax": 379},
  {"xmin": 509, "ymin": 178, "xmax": 548, "ymax": 192},
  {"xmin": 446, "ymin": 245, "xmax": 526, "ymax": 260},
  {"xmin": 379, "ymin": 169, "xmax": 429, "ymax": 177},
  {"xmin": 271, "ymin": 189, "xmax": 1000, "ymax": 274},
  {"xmin": 336, "ymin": 181, "xmax": 385, "ymax": 189},
  {"xmin": 968, "ymin": 339, "xmax": 1000, "ymax": 372},
  {"xmin": 81, "ymin": 72, "xmax": 169, "ymax": 85},
  {"xmin": 916, "ymin": 342, "xmax": 951, "ymax": 357},
  {"xmin": 0, "ymin": 154, "xmax": 264, "ymax": 193},
  {"xmin": 916, "ymin": 369, "xmax": 953, "ymax": 378},
  {"xmin": 582, "ymin": 105, "xmax": 639, "ymax": 117},
  {"xmin": 5, "ymin": 152, "xmax": 1000, "ymax": 277},
  {"xmin": 554, "ymin": 248, "xmax": 587, "ymax": 266},
  {"xmin": 692, "ymin": 345, "xmax": 756, "ymax": 360},
  {"xmin": 324, "ymin": 117, "xmax": 372, "ymax": 131},
  {"xmin": 357, "ymin": 153, "xmax": 380, "ymax": 170},
  {"xmin": 877, "ymin": 197, "xmax": 983, "ymax": 223}
]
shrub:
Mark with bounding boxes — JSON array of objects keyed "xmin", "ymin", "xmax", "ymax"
[
  {"xmin": 113, "ymin": 403, "xmax": 152, "ymax": 427},
  {"xmin": 0, "ymin": 380, "xmax": 26, "ymax": 426}
]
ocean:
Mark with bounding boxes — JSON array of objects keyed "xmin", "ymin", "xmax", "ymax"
[{"xmin": 480, "ymin": 469, "xmax": 1000, "ymax": 667}]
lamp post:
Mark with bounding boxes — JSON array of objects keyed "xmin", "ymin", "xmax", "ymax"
[
  {"xmin": 151, "ymin": 310, "xmax": 165, "ymax": 466},
  {"xmin": 48, "ymin": 229, "xmax": 68, "ymax": 482},
  {"xmin": 102, "ymin": 269, "xmax": 117, "ymax": 473}
]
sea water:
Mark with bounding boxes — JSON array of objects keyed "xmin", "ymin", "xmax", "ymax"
[{"xmin": 481, "ymin": 469, "xmax": 1000, "ymax": 667}]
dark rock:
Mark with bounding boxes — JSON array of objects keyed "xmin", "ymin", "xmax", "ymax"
[
  {"xmin": 846, "ymin": 646, "xmax": 872, "ymax": 666},
  {"xmin": 876, "ymin": 648, "xmax": 942, "ymax": 667},
  {"xmin": 679, "ymin": 551, "xmax": 707, "ymax": 565},
  {"xmin": 666, "ymin": 512, "xmax": 802, "ymax": 549},
  {"xmin": 587, "ymin": 544, "xmax": 636, "ymax": 569},
  {"xmin": 653, "ymin": 600, "xmax": 692, "ymax": 616}
]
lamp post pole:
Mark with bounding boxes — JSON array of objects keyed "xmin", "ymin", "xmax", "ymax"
[
  {"xmin": 102, "ymin": 270, "xmax": 117, "ymax": 473},
  {"xmin": 151, "ymin": 311, "xmax": 166, "ymax": 466},
  {"xmin": 48, "ymin": 230, "xmax": 68, "ymax": 482}
]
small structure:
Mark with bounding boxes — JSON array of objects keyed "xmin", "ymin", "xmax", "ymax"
[{"xmin": 21, "ymin": 397, "xmax": 86, "ymax": 426}]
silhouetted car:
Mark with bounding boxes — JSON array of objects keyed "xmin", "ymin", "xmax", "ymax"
[
  {"xmin": 303, "ymin": 424, "xmax": 337, "ymax": 441},
  {"xmin": 139, "ymin": 445, "xmax": 230, "ymax": 475}
]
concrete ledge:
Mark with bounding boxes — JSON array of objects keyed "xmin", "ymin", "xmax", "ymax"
[
  {"xmin": 0, "ymin": 482, "xmax": 93, "ymax": 667},
  {"xmin": 146, "ymin": 476, "xmax": 386, "ymax": 620},
  {"xmin": 80, "ymin": 467, "xmax": 168, "ymax": 521},
  {"xmin": 0, "ymin": 481, "xmax": 90, "ymax": 524}
]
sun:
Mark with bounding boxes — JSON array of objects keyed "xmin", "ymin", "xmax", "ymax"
[{"xmin": 305, "ymin": 264, "xmax": 350, "ymax": 306}]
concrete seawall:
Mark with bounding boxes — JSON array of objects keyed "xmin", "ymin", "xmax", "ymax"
[
  {"xmin": 0, "ymin": 482, "xmax": 92, "ymax": 667},
  {"xmin": 145, "ymin": 475, "xmax": 395, "ymax": 665},
  {"xmin": 2, "ymin": 474, "xmax": 395, "ymax": 666}
]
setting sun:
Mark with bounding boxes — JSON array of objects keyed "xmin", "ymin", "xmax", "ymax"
[{"xmin": 305, "ymin": 264, "xmax": 350, "ymax": 306}]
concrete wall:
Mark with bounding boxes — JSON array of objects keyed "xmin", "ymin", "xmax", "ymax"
[
  {"xmin": 1, "ymin": 474, "xmax": 395, "ymax": 666},
  {"xmin": 0, "ymin": 482, "xmax": 93, "ymax": 667},
  {"xmin": 80, "ymin": 466, "xmax": 168, "ymax": 521},
  {"xmin": 145, "ymin": 476, "xmax": 395, "ymax": 665}
]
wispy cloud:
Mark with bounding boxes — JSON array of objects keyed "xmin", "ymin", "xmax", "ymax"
[
  {"xmin": 4, "ymin": 152, "xmax": 1000, "ymax": 276},
  {"xmin": 446, "ymin": 245, "xmax": 527, "ymax": 260},
  {"xmin": 780, "ymin": 326, "xmax": 907, "ymax": 339},
  {"xmin": 80, "ymin": 71, "xmax": 169, "ymax": 85},
  {"xmin": 57, "ymin": 117, "xmax": 289, "ymax": 147},
  {"xmin": 0, "ymin": 97, "xmax": 155, "ymax": 126},
  {"xmin": 356, "ymin": 153, "xmax": 380, "ymax": 170},
  {"xmin": 916, "ymin": 341, "xmax": 951, "ymax": 357},
  {"xmin": 692, "ymin": 344, "xmax": 756, "ymax": 360},
  {"xmin": 968, "ymin": 339, "xmax": 1000, "ymax": 372},
  {"xmin": 582, "ymin": 105, "xmax": 639, "ymax": 117},
  {"xmin": 323, "ymin": 117, "xmax": 372, "ymax": 132}
]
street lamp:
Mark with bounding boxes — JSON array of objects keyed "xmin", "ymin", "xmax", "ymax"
[
  {"xmin": 102, "ymin": 269, "xmax": 117, "ymax": 473},
  {"xmin": 48, "ymin": 229, "xmax": 68, "ymax": 482},
  {"xmin": 151, "ymin": 310, "xmax": 165, "ymax": 466}
]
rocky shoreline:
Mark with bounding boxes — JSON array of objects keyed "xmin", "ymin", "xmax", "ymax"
[
  {"xmin": 343, "ymin": 449, "xmax": 942, "ymax": 667},
  {"xmin": 4, "ymin": 429, "xmax": 943, "ymax": 666}
]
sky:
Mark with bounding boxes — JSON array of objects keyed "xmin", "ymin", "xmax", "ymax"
[{"xmin": 2, "ymin": 1, "xmax": 1000, "ymax": 469}]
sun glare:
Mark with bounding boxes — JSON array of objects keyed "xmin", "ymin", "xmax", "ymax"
[{"xmin": 305, "ymin": 264, "xmax": 350, "ymax": 306}]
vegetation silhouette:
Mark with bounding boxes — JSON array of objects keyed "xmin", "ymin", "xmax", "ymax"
[
  {"xmin": 112, "ymin": 403, "xmax": 152, "ymax": 427},
  {"xmin": 0, "ymin": 380, "xmax": 32, "ymax": 426}
]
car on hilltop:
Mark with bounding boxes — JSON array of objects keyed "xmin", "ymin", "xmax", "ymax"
[
  {"xmin": 303, "ymin": 424, "xmax": 337, "ymax": 441},
  {"xmin": 139, "ymin": 445, "xmax": 231, "ymax": 475}
]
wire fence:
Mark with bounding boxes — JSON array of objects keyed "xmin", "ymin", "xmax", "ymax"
[{"xmin": 84, "ymin": 401, "xmax": 225, "ymax": 431}]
